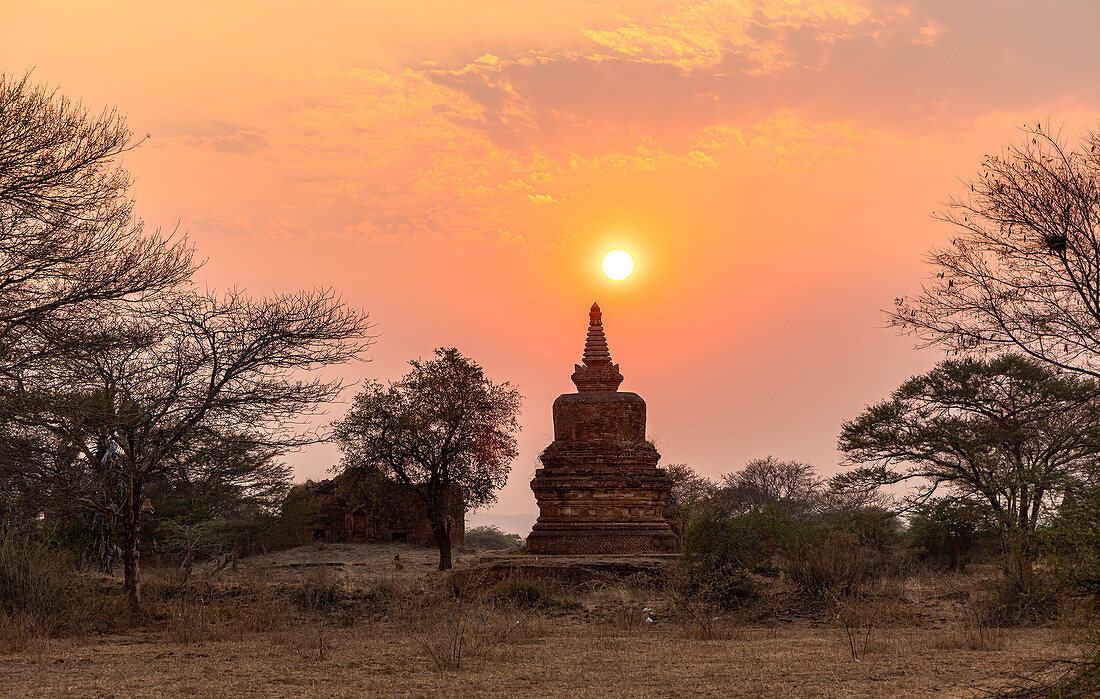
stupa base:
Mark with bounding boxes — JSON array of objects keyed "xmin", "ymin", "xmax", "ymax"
[{"xmin": 525, "ymin": 521, "xmax": 677, "ymax": 555}]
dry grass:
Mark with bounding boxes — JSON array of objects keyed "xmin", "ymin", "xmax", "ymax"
[
  {"xmin": 0, "ymin": 622, "xmax": 1081, "ymax": 697},
  {"xmin": 0, "ymin": 543, "xmax": 1091, "ymax": 697}
]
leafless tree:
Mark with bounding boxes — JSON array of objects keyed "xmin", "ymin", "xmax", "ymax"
[
  {"xmin": 892, "ymin": 123, "xmax": 1100, "ymax": 378},
  {"xmin": 0, "ymin": 288, "xmax": 373, "ymax": 612},
  {"xmin": 0, "ymin": 73, "xmax": 194, "ymax": 379},
  {"xmin": 721, "ymin": 456, "xmax": 824, "ymax": 520},
  {"xmin": 663, "ymin": 463, "xmax": 717, "ymax": 549}
]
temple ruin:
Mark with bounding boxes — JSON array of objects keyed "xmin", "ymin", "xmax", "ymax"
[{"xmin": 526, "ymin": 303, "xmax": 677, "ymax": 555}]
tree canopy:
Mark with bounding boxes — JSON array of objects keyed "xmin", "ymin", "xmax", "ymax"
[
  {"xmin": 0, "ymin": 75, "xmax": 374, "ymax": 612},
  {"xmin": 892, "ymin": 125, "xmax": 1100, "ymax": 378},
  {"xmin": 837, "ymin": 353, "xmax": 1100, "ymax": 587},
  {"xmin": 332, "ymin": 348, "xmax": 521, "ymax": 570},
  {"xmin": 0, "ymin": 74, "xmax": 195, "ymax": 379}
]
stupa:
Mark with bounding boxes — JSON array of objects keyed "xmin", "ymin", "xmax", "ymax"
[{"xmin": 526, "ymin": 303, "xmax": 677, "ymax": 555}]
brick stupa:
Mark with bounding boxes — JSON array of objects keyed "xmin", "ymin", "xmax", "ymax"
[{"xmin": 526, "ymin": 303, "xmax": 677, "ymax": 555}]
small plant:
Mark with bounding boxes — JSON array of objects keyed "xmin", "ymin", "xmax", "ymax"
[
  {"xmin": 486, "ymin": 576, "xmax": 559, "ymax": 610},
  {"xmin": 0, "ymin": 533, "xmax": 97, "ymax": 642},
  {"xmin": 292, "ymin": 568, "xmax": 343, "ymax": 615},
  {"xmin": 418, "ymin": 594, "xmax": 538, "ymax": 672},
  {"xmin": 829, "ymin": 591, "xmax": 881, "ymax": 662},
  {"xmin": 907, "ymin": 497, "xmax": 993, "ymax": 572}
]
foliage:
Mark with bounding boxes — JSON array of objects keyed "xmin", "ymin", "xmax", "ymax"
[
  {"xmin": 0, "ymin": 75, "xmax": 373, "ymax": 613},
  {"xmin": 837, "ymin": 353, "xmax": 1100, "ymax": 590},
  {"xmin": 891, "ymin": 124, "xmax": 1100, "ymax": 380},
  {"xmin": 332, "ymin": 348, "xmax": 521, "ymax": 570},
  {"xmin": 1, "ymin": 288, "xmax": 372, "ymax": 612},
  {"xmin": 907, "ymin": 497, "xmax": 995, "ymax": 571},
  {"xmin": 783, "ymin": 529, "xmax": 894, "ymax": 598},
  {"xmin": 662, "ymin": 463, "xmax": 716, "ymax": 548},
  {"xmin": 829, "ymin": 507, "xmax": 900, "ymax": 551},
  {"xmin": 1050, "ymin": 483, "xmax": 1100, "ymax": 601},
  {"xmin": 464, "ymin": 525, "xmax": 523, "ymax": 550},
  {"xmin": 677, "ymin": 504, "xmax": 795, "ymax": 607},
  {"xmin": 0, "ymin": 530, "xmax": 89, "ymax": 636}
]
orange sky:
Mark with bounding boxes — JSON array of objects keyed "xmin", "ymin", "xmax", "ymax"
[{"xmin": 5, "ymin": 1, "xmax": 1100, "ymax": 523}]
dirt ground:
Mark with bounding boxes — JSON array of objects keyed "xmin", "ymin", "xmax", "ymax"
[{"xmin": 0, "ymin": 543, "xmax": 1086, "ymax": 698}]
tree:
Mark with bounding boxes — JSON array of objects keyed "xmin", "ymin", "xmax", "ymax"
[
  {"xmin": 836, "ymin": 353, "xmax": 1100, "ymax": 589},
  {"xmin": 721, "ymin": 456, "xmax": 824, "ymax": 521},
  {"xmin": 663, "ymin": 463, "xmax": 717, "ymax": 549},
  {"xmin": 892, "ymin": 124, "xmax": 1100, "ymax": 379},
  {"xmin": 0, "ymin": 288, "xmax": 373, "ymax": 612},
  {"xmin": 0, "ymin": 73, "xmax": 194, "ymax": 377},
  {"xmin": 907, "ymin": 496, "xmax": 995, "ymax": 572},
  {"xmin": 145, "ymin": 432, "xmax": 293, "ymax": 575},
  {"xmin": 332, "ymin": 348, "xmax": 521, "ymax": 570}
]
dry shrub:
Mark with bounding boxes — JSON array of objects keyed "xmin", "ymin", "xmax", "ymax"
[
  {"xmin": 664, "ymin": 566, "xmax": 745, "ymax": 640},
  {"xmin": 357, "ymin": 574, "xmax": 420, "ymax": 621},
  {"xmin": 932, "ymin": 595, "xmax": 1006, "ymax": 651},
  {"xmin": 977, "ymin": 576, "xmax": 1064, "ymax": 626},
  {"xmin": 670, "ymin": 598, "xmax": 745, "ymax": 641},
  {"xmin": 0, "ymin": 536, "xmax": 113, "ymax": 650},
  {"xmin": 784, "ymin": 533, "xmax": 894, "ymax": 598},
  {"xmin": 418, "ymin": 597, "xmax": 536, "ymax": 671},
  {"xmin": 292, "ymin": 567, "xmax": 343, "ymax": 615},
  {"xmin": 598, "ymin": 575, "xmax": 662, "ymax": 633},
  {"xmin": 829, "ymin": 592, "xmax": 882, "ymax": 662},
  {"xmin": 0, "ymin": 611, "xmax": 47, "ymax": 654},
  {"xmin": 150, "ymin": 565, "xmax": 294, "ymax": 644},
  {"xmin": 164, "ymin": 590, "xmax": 227, "ymax": 644},
  {"xmin": 483, "ymin": 574, "xmax": 579, "ymax": 613}
]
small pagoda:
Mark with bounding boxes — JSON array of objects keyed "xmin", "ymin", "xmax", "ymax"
[{"xmin": 526, "ymin": 303, "xmax": 677, "ymax": 555}]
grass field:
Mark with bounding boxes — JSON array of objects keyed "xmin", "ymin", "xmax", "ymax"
[{"xmin": 0, "ymin": 543, "xmax": 1087, "ymax": 698}]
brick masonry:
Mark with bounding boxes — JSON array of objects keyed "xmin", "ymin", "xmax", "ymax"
[{"xmin": 526, "ymin": 303, "xmax": 677, "ymax": 555}]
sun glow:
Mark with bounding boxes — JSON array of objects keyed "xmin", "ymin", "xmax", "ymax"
[{"xmin": 602, "ymin": 250, "xmax": 634, "ymax": 281}]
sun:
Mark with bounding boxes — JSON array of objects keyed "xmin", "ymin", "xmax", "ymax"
[{"xmin": 602, "ymin": 250, "xmax": 634, "ymax": 281}]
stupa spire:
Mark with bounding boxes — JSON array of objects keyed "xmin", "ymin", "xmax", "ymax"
[
  {"xmin": 582, "ymin": 302, "xmax": 612, "ymax": 366},
  {"xmin": 571, "ymin": 302, "xmax": 624, "ymax": 392}
]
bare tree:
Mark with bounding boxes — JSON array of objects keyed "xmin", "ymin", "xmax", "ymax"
[
  {"xmin": 836, "ymin": 353, "xmax": 1100, "ymax": 590},
  {"xmin": 0, "ymin": 73, "xmax": 194, "ymax": 377},
  {"xmin": 332, "ymin": 348, "xmax": 521, "ymax": 570},
  {"xmin": 892, "ymin": 124, "xmax": 1100, "ymax": 378},
  {"xmin": 0, "ymin": 288, "xmax": 373, "ymax": 612},
  {"xmin": 721, "ymin": 456, "xmax": 824, "ymax": 520}
]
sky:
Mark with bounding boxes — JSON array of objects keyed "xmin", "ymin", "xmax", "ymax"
[{"xmin": 5, "ymin": 1, "xmax": 1100, "ymax": 529}]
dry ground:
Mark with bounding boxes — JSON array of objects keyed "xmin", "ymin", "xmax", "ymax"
[{"xmin": 0, "ymin": 543, "xmax": 1087, "ymax": 698}]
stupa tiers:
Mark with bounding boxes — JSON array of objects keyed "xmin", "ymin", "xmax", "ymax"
[{"xmin": 526, "ymin": 303, "xmax": 677, "ymax": 555}]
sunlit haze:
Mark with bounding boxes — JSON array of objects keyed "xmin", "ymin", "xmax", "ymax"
[{"xmin": 6, "ymin": 1, "xmax": 1100, "ymax": 529}]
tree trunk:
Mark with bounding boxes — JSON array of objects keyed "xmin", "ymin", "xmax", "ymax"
[
  {"xmin": 1003, "ymin": 531, "xmax": 1035, "ymax": 592},
  {"xmin": 431, "ymin": 518, "xmax": 453, "ymax": 571},
  {"xmin": 121, "ymin": 479, "xmax": 143, "ymax": 616}
]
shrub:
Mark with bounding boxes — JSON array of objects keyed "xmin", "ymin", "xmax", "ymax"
[
  {"xmin": 831, "ymin": 507, "xmax": 900, "ymax": 551},
  {"xmin": 485, "ymin": 576, "xmax": 561, "ymax": 610},
  {"xmin": 0, "ymin": 535, "xmax": 86, "ymax": 635},
  {"xmin": 292, "ymin": 568, "xmax": 343, "ymax": 614},
  {"xmin": 1051, "ymin": 485, "xmax": 1100, "ymax": 601},
  {"xmin": 907, "ymin": 497, "xmax": 993, "ymax": 571},
  {"xmin": 677, "ymin": 504, "xmax": 795, "ymax": 607},
  {"xmin": 783, "ymin": 529, "xmax": 891, "ymax": 598},
  {"xmin": 464, "ymin": 525, "xmax": 523, "ymax": 550}
]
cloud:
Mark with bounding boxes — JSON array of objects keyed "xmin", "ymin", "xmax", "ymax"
[{"xmin": 112, "ymin": 0, "xmax": 1100, "ymax": 247}]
